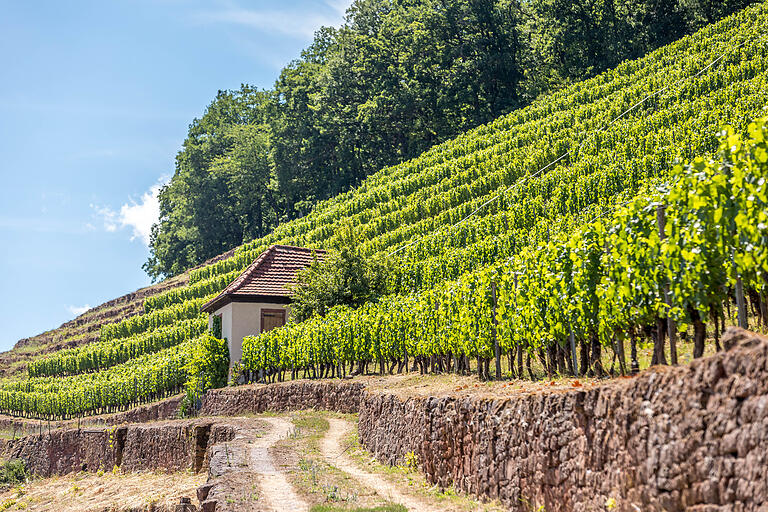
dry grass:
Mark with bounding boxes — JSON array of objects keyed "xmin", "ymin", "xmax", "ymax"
[
  {"xmin": 275, "ymin": 411, "xmax": 505, "ymax": 512},
  {"xmin": 0, "ymin": 470, "xmax": 205, "ymax": 512}
]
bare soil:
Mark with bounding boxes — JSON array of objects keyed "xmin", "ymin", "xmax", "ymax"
[
  {"xmin": 280, "ymin": 411, "xmax": 503, "ymax": 512},
  {"xmin": 273, "ymin": 411, "xmax": 391, "ymax": 510},
  {"xmin": 320, "ymin": 418, "xmax": 445, "ymax": 512},
  {"xmin": 204, "ymin": 416, "xmax": 309, "ymax": 512},
  {"xmin": 253, "ymin": 417, "xmax": 310, "ymax": 512}
]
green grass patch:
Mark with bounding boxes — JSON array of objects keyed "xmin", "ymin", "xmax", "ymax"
[
  {"xmin": 0, "ymin": 460, "xmax": 30, "ymax": 489},
  {"xmin": 311, "ymin": 505, "xmax": 407, "ymax": 512}
]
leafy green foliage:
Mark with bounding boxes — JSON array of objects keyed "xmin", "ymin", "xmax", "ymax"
[
  {"xmin": 144, "ymin": 270, "xmax": 240, "ymax": 313},
  {"xmin": 146, "ymin": 0, "xmax": 755, "ymax": 279},
  {"xmin": 0, "ymin": 339, "xmax": 199, "ymax": 419},
  {"xmin": 182, "ymin": 334, "xmax": 229, "ymax": 414},
  {"xmin": 2, "ymin": 3, "xmax": 767, "ymax": 419},
  {"xmin": 289, "ymin": 227, "xmax": 390, "ymax": 322},
  {"xmin": 144, "ymin": 89, "xmax": 279, "ymax": 279},
  {"xmin": 188, "ymin": 1, "xmax": 768, "ymax": 294},
  {"xmin": 100, "ymin": 296, "xmax": 212, "ymax": 341},
  {"xmin": 241, "ymin": 117, "xmax": 768, "ymax": 377},
  {"xmin": 28, "ymin": 318, "xmax": 207, "ymax": 378},
  {"xmin": 0, "ymin": 460, "xmax": 29, "ymax": 488}
]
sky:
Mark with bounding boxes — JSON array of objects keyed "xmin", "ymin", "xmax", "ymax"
[{"xmin": 0, "ymin": 0, "xmax": 351, "ymax": 351}]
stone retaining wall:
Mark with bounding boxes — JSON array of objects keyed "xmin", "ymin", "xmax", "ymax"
[
  {"xmin": 106, "ymin": 394, "xmax": 184, "ymax": 425},
  {"xmin": 200, "ymin": 380, "xmax": 364, "ymax": 416},
  {"xmin": 0, "ymin": 420, "xmax": 237, "ymax": 477},
  {"xmin": 357, "ymin": 328, "xmax": 768, "ymax": 511}
]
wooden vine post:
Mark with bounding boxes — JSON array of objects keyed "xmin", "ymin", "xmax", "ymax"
[
  {"xmin": 735, "ymin": 275, "xmax": 748, "ymax": 329},
  {"xmin": 605, "ymin": 239, "xmax": 626, "ymax": 375},
  {"xmin": 630, "ymin": 329, "xmax": 639, "ymax": 374},
  {"xmin": 569, "ymin": 327, "xmax": 578, "ymax": 377},
  {"xmin": 728, "ymin": 246, "xmax": 748, "ymax": 329},
  {"xmin": 514, "ymin": 271, "xmax": 523, "ymax": 376},
  {"xmin": 491, "ymin": 281, "xmax": 501, "ymax": 380},
  {"xmin": 657, "ymin": 204, "xmax": 678, "ymax": 365}
]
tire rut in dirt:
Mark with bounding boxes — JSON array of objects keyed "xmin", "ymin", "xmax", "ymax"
[
  {"xmin": 320, "ymin": 417, "xmax": 445, "ymax": 512},
  {"xmin": 204, "ymin": 416, "xmax": 309, "ymax": 512}
]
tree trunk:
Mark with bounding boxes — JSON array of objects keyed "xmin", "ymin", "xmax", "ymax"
[
  {"xmin": 526, "ymin": 352, "xmax": 535, "ymax": 380},
  {"xmin": 711, "ymin": 304, "xmax": 721, "ymax": 352},
  {"xmin": 564, "ymin": 345, "xmax": 574, "ymax": 377},
  {"xmin": 539, "ymin": 349, "xmax": 551, "ymax": 379},
  {"xmin": 616, "ymin": 333, "xmax": 626, "ymax": 376},
  {"xmin": 556, "ymin": 345, "xmax": 567, "ymax": 376}
]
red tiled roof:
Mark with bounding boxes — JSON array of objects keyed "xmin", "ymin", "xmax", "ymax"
[{"xmin": 201, "ymin": 245, "xmax": 326, "ymax": 313}]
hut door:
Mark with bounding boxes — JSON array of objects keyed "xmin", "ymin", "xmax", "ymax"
[{"xmin": 261, "ymin": 309, "xmax": 286, "ymax": 333}]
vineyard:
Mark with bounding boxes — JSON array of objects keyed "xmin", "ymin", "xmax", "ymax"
[
  {"xmin": 242, "ymin": 119, "xmax": 768, "ymax": 381},
  {"xmin": 0, "ymin": 2, "xmax": 767, "ymax": 419}
]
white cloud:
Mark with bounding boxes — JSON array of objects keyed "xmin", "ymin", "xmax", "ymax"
[
  {"xmin": 119, "ymin": 184, "xmax": 162, "ymax": 245},
  {"xmin": 93, "ymin": 179, "xmax": 165, "ymax": 246},
  {"xmin": 67, "ymin": 304, "xmax": 91, "ymax": 316},
  {"xmin": 93, "ymin": 204, "xmax": 119, "ymax": 232},
  {"xmin": 192, "ymin": 1, "xmax": 352, "ymax": 39}
]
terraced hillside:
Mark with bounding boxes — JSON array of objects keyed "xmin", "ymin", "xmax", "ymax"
[
  {"xmin": 1, "ymin": 2, "xmax": 767, "ymax": 419},
  {"xmin": 0, "ymin": 273, "xmax": 188, "ymax": 378},
  {"xmin": 0, "ymin": 248, "xmax": 237, "ymax": 379}
]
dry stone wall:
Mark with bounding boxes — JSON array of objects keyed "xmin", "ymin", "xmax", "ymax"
[
  {"xmin": 358, "ymin": 328, "xmax": 768, "ymax": 511},
  {"xmin": 106, "ymin": 394, "xmax": 184, "ymax": 425},
  {"xmin": 200, "ymin": 380, "xmax": 363, "ymax": 416},
  {"xmin": 0, "ymin": 420, "xmax": 236, "ymax": 477},
  {"xmin": 1, "ymin": 428, "xmax": 117, "ymax": 476}
]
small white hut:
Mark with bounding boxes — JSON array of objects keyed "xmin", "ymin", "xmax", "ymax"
[{"xmin": 200, "ymin": 244, "xmax": 325, "ymax": 365}]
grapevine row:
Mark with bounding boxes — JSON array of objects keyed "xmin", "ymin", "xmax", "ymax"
[
  {"xmin": 0, "ymin": 336, "xmax": 202, "ymax": 419},
  {"xmin": 151, "ymin": 5, "xmax": 768, "ymax": 318},
  {"xmin": 100, "ymin": 295, "xmax": 211, "ymax": 341},
  {"xmin": 3, "ymin": 4, "xmax": 767, "ymax": 420},
  {"xmin": 241, "ymin": 118, "xmax": 768, "ymax": 381},
  {"xmin": 27, "ymin": 318, "xmax": 207, "ymax": 377},
  {"xmin": 189, "ymin": 4, "xmax": 767, "ymax": 286},
  {"xmin": 144, "ymin": 270, "xmax": 239, "ymax": 313}
]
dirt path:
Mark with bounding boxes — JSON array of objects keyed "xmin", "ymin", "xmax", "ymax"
[
  {"xmin": 205, "ymin": 417, "xmax": 309, "ymax": 512},
  {"xmin": 320, "ymin": 417, "xmax": 444, "ymax": 512},
  {"xmin": 253, "ymin": 417, "xmax": 310, "ymax": 512}
]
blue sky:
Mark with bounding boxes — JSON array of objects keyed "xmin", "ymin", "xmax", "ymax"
[{"xmin": 0, "ymin": 0, "xmax": 351, "ymax": 351}]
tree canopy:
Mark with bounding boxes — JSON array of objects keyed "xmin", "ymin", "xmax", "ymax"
[{"xmin": 288, "ymin": 226, "xmax": 390, "ymax": 322}]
